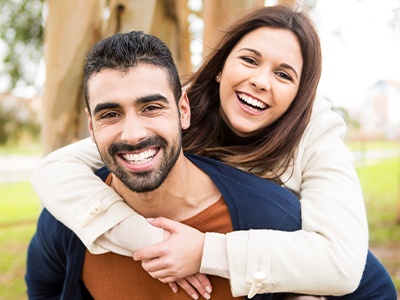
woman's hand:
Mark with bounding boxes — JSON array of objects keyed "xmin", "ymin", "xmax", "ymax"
[
  {"xmin": 133, "ymin": 217, "xmax": 212, "ymax": 298},
  {"xmin": 169, "ymin": 274, "xmax": 212, "ymax": 299},
  {"xmin": 133, "ymin": 217, "xmax": 206, "ymax": 280}
]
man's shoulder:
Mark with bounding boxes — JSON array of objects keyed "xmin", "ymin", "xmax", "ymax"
[
  {"xmin": 36, "ymin": 208, "xmax": 77, "ymax": 252},
  {"xmin": 185, "ymin": 154, "xmax": 297, "ymax": 201},
  {"xmin": 186, "ymin": 154, "xmax": 276, "ymax": 188},
  {"xmin": 185, "ymin": 154, "xmax": 300, "ymax": 230}
]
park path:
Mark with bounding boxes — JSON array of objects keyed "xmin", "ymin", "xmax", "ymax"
[{"xmin": 0, "ymin": 155, "xmax": 42, "ymax": 183}]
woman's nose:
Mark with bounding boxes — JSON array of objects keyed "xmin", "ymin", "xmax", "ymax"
[{"xmin": 250, "ymin": 69, "xmax": 271, "ymax": 92}]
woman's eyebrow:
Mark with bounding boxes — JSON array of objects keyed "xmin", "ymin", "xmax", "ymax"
[
  {"xmin": 238, "ymin": 47, "xmax": 262, "ymax": 57},
  {"xmin": 239, "ymin": 47, "xmax": 299, "ymax": 79},
  {"xmin": 280, "ymin": 63, "xmax": 299, "ymax": 80}
]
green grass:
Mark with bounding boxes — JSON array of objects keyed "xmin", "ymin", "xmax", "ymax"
[
  {"xmin": 0, "ymin": 182, "xmax": 41, "ymax": 300},
  {"xmin": 0, "ymin": 183, "xmax": 42, "ymax": 224},
  {"xmin": 0, "ymin": 226, "xmax": 37, "ymax": 300},
  {"xmin": 356, "ymin": 157, "xmax": 400, "ymax": 244}
]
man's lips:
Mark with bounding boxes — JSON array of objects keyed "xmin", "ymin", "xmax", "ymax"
[{"xmin": 120, "ymin": 148, "xmax": 158, "ymax": 165}]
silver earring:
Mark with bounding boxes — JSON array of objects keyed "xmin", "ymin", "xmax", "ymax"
[{"xmin": 216, "ymin": 75, "xmax": 219, "ymax": 80}]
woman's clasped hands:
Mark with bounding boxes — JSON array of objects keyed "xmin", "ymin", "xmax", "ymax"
[{"xmin": 133, "ymin": 217, "xmax": 213, "ymax": 300}]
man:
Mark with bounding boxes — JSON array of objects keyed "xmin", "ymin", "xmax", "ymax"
[
  {"xmin": 25, "ymin": 30, "xmax": 301, "ymax": 300},
  {"xmin": 25, "ymin": 31, "xmax": 395, "ymax": 300}
]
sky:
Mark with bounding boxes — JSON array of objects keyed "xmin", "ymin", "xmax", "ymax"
[{"xmin": 311, "ymin": 0, "xmax": 400, "ymax": 110}]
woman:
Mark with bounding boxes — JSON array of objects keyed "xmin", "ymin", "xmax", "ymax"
[{"xmin": 31, "ymin": 5, "xmax": 395, "ymax": 299}]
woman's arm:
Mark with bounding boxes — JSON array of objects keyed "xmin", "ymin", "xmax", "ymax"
[
  {"xmin": 31, "ymin": 137, "xmax": 163, "ymax": 254},
  {"xmin": 223, "ymin": 100, "xmax": 368, "ymax": 296},
  {"xmin": 32, "ymin": 138, "xmax": 212, "ymax": 299},
  {"xmin": 135, "ymin": 100, "xmax": 369, "ymax": 296}
]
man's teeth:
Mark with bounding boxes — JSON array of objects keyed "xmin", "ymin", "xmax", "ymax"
[
  {"xmin": 122, "ymin": 149, "xmax": 157, "ymax": 164},
  {"xmin": 237, "ymin": 93, "xmax": 267, "ymax": 109}
]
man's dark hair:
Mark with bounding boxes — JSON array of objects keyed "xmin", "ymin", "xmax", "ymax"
[{"xmin": 84, "ymin": 31, "xmax": 182, "ymax": 113}]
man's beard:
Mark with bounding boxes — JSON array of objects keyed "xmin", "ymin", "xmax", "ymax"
[{"xmin": 99, "ymin": 134, "xmax": 181, "ymax": 193}]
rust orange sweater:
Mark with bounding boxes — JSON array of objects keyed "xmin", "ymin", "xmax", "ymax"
[{"xmin": 82, "ymin": 197, "xmax": 240, "ymax": 299}]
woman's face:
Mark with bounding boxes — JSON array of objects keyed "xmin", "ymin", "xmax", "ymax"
[{"xmin": 218, "ymin": 27, "xmax": 303, "ymax": 137}]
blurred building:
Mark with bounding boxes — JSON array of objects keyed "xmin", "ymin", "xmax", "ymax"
[{"xmin": 359, "ymin": 80, "xmax": 400, "ymax": 140}]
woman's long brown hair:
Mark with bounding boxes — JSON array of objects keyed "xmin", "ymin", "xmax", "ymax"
[{"xmin": 182, "ymin": 5, "xmax": 322, "ymax": 180}]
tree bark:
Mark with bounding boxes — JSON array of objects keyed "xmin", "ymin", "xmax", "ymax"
[
  {"xmin": 202, "ymin": 0, "xmax": 264, "ymax": 58},
  {"xmin": 42, "ymin": 0, "xmax": 103, "ymax": 154},
  {"xmin": 150, "ymin": 0, "xmax": 192, "ymax": 78},
  {"xmin": 277, "ymin": 0, "xmax": 296, "ymax": 6},
  {"xmin": 104, "ymin": 0, "xmax": 157, "ymax": 36},
  {"xmin": 42, "ymin": 0, "xmax": 267, "ymax": 153}
]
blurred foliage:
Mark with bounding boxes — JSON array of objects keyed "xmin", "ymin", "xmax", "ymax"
[
  {"xmin": 0, "ymin": 0, "xmax": 45, "ymax": 89},
  {"xmin": 0, "ymin": 95, "xmax": 40, "ymax": 145}
]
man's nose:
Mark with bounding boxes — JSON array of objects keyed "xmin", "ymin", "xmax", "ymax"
[{"xmin": 120, "ymin": 114, "xmax": 148, "ymax": 144}]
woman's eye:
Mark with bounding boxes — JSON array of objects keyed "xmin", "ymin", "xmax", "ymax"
[
  {"xmin": 276, "ymin": 71, "xmax": 292, "ymax": 81},
  {"xmin": 241, "ymin": 56, "xmax": 257, "ymax": 65}
]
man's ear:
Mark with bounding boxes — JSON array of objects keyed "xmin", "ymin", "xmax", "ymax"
[
  {"xmin": 179, "ymin": 91, "xmax": 190, "ymax": 130},
  {"xmin": 85, "ymin": 108, "xmax": 96, "ymax": 143}
]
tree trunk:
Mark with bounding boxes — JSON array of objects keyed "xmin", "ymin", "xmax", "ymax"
[
  {"xmin": 151, "ymin": 0, "xmax": 192, "ymax": 78},
  {"xmin": 104, "ymin": 0, "xmax": 157, "ymax": 36},
  {"xmin": 277, "ymin": 0, "xmax": 296, "ymax": 6},
  {"xmin": 202, "ymin": 0, "xmax": 264, "ymax": 58},
  {"xmin": 42, "ymin": 0, "xmax": 103, "ymax": 154},
  {"xmin": 42, "ymin": 0, "xmax": 266, "ymax": 153}
]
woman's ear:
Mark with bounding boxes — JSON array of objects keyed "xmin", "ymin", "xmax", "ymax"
[{"xmin": 215, "ymin": 71, "xmax": 222, "ymax": 83}]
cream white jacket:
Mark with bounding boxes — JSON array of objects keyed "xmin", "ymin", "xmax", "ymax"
[{"xmin": 31, "ymin": 97, "xmax": 368, "ymax": 297}]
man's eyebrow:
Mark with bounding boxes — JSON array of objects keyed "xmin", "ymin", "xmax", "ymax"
[
  {"xmin": 93, "ymin": 102, "xmax": 120, "ymax": 115},
  {"xmin": 136, "ymin": 93, "xmax": 169, "ymax": 105}
]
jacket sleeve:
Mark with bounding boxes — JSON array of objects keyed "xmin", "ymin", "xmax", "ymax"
[
  {"xmin": 211, "ymin": 99, "xmax": 369, "ymax": 296},
  {"xmin": 31, "ymin": 138, "xmax": 163, "ymax": 254}
]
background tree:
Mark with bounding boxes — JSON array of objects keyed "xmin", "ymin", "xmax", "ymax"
[
  {"xmin": 1, "ymin": 0, "xmax": 300, "ymax": 153},
  {"xmin": 42, "ymin": 0, "xmax": 193, "ymax": 154},
  {"xmin": 0, "ymin": 0, "xmax": 45, "ymax": 90},
  {"xmin": 202, "ymin": 0, "xmax": 265, "ymax": 58}
]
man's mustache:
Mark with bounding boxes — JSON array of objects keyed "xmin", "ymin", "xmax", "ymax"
[{"xmin": 108, "ymin": 136, "xmax": 167, "ymax": 156}]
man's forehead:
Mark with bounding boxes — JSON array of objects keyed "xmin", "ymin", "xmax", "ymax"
[
  {"xmin": 88, "ymin": 65, "xmax": 173, "ymax": 103},
  {"xmin": 88, "ymin": 64, "xmax": 172, "ymax": 93}
]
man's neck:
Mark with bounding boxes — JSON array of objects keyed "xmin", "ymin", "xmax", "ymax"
[{"xmin": 111, "ymin": 156, "xmax": 221, "ymax": 221}]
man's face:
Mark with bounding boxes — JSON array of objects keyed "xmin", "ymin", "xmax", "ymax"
[{"xmin": 86, "ymin": 64, "xmax": 190, "ymax": 193}]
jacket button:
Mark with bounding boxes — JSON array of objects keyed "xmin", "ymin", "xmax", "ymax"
[
  {"xmin": 248, "ymin": 271, "xmax": 267, "ymax": 298},
  {"xmin": 253, "ymin": 271, "xmax": 266, "ymax": 282}
]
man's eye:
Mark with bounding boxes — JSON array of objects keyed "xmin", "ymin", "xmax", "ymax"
[
  {"xmin": 101, "ymin": 112, "xmax": 119, "ymax": 119},
  {"xmin": 143, "ymin": 105, "xmax": 161, "ymax": 112}
]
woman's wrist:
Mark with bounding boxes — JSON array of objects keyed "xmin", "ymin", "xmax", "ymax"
[{"xmin": 200, "ymin": 232, "xmax": 230, "ymax": 279}]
